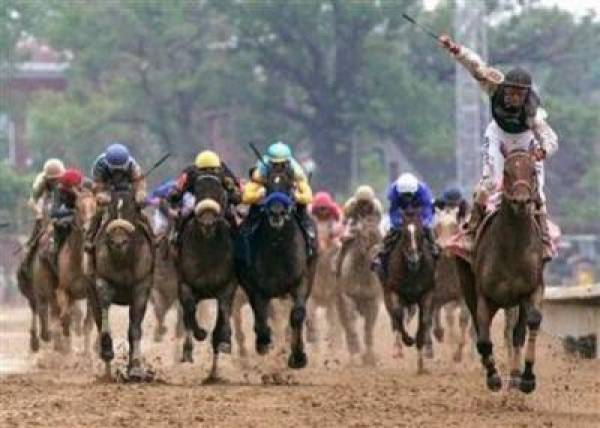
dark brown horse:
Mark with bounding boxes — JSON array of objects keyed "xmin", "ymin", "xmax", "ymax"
[
  {"xmin": 462, "ymin": 149, "xmax": 545, "ymax": 393},
  {"xmin": 382, "ymin": 209, "xmax": 436, "ymax": 373},
  {"xmin": 177, "ymin": 174, "xmax": 237, "ymax": 381},
  {"xmin": 237, "ymin": 169, "xmax": 317, "ymax": 369}
]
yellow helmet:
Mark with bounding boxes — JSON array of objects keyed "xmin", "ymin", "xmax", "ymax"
[
  {"xmin": 195, "ymin": 150, "xmax": 221, "ymax": 169},
  {"xmin": 43, "ymin": 158, "xmax": 65, "ymax": 179}
]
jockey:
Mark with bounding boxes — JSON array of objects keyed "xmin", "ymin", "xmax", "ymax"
[
  {"xmin": 168, "ymin": 150, "xmax": 241, "ymax": 242},
  {"xmin": 434, "ymin": 187, "xmax": 470, "ymax": 224},
  {"xmin": 377, "ymin": 173, "xmax": 438, "ymax": 275},
  {"xmin": 241, "ymin": 141, "xmax": 316, "ymax": 257},
  {"xmin": 439, "ymin": 35, "xmax": 558, "ymax": 260},
  {"xmin": 146, "ymin": 179, "xmax": 194, "ymax": 236},
  {"xmin": 20, "ymin": 158, "xmax": 65, "ymax": 275},
  {"xmin": 310, "ymin": 191, "xmax": 342, "ymax": 248},
  {"xmin": 336, "ymin": 185, "xmax": 383, "ymax": 277},
  {"xmin": 27, "ymin": 158, "xmax": 65, "ymax": 244},
  {"xmin": 49, "ymin": 168, "xmax": 84, "ymax": 257},
  {"xmin": 84, "ymin": 143, "xmax": 148, "ymax": 258}
]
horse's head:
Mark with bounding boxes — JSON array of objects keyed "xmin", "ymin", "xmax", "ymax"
[
  {"xmin": 433, "ymin": 206, "xmax": 459, "ymax": 247},
  {"xmin": 400, "ymin": 208, "xmax": 425, "ymax": 271},
  {"xmin": 354, "ymin": 216, "xmax": 382, "ymax": 256},
  {"xmin": 192, "ymin": 174, "xmax": 228, "ymax": 237},
  {"xmin": 503, "ymin": 149, "xmax": 538, "ymax": 215},
  {"xmin": 265, "ymin": 163, "xmax": 295, "ymax": 196},
  {"xmin": 105, "ymin": 218, "xmax": 136, "ymax": 256},
  {"xmin": 76, "ymin": 189, "xmax": 97, "ymax": 231},
  {"xmin": 263, "ymin": 192, "xmax": 294, "ymax": 230},
  {"xmin": 107, "ymin": 188, "xmax": 138, "ymax": 223}
]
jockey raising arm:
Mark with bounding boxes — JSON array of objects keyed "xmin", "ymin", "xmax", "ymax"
[{"xmin": 439, "ymin": 35, "xmax": 558, "ymax": 260}]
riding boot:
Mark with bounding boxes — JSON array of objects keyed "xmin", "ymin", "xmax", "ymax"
[
  {"xmin": 464, "ymin": 201, "xmax": 485, "ymax": 252},
  {"xmin": 424, "ymin": 226, "xmax": 440, "ymax": 259},
  {"xmin": 374, "ymin": 228, "xmax": 401, "ymax": 278},
  {"xmin": 536, "ymin": 212, "xmax": 553, "ymax": 262},
  {"xmin": 297, "ymin": 205, "xmax": 317, "ymax": 259}
]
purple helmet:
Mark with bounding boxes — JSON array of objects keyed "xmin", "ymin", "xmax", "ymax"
[{"xmin": 105, "ymin": 143, "xmax": 131, "ymax": 169}]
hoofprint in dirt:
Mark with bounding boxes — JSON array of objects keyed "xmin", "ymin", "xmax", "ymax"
[{"xmin": 1, "ymin": 304, "xmax": 599, "ymax": 428}]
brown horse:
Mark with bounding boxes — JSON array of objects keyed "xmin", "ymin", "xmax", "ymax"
[
  {"xmin": 150, "ymin": 211, "xmax": 184, "ymax": 343},
  {"xmin": 305, "ymin": 218, "xmax": 342, "ymax": 350},
  {"xmin": 462, "ymin": 149, "xmax": 545, "ymax": 393},
  {"xmin": 55, "ymin": 190, "xmax": 96, "ymax": 353},
  {"xmin": 382, "ymin": 209, "xmax": 436, "ymax": 374},
  {"xmin": 88, "ymin": 189, "xmax": 155, "ymax": 380},
  {"xmin": 431, "ymin": 206, "xmax": 471, "ymax": 362},
  {"xmin": 337, "ymin": 216, "xmax": 382, "ymax": 364},
  {"xmin": 20, "ymin": 218, "xmax": 57, "ymax": 352}
]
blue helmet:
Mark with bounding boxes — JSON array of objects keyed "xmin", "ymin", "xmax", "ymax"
[
  {"xmin": 441, "ymin": 187, "xmax": 463, "ymax": 203},
  {"xmin": 105, "ymin": 143, "xmax": 131, "ymax": 169},
  {"xmin": 266, "ymin": 142, "xmax": 292, "ymax": 164}
]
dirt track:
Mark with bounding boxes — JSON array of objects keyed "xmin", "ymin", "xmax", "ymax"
[{"xmin": 1, "ymin": 303, "xmax": 599, "ymax": 428}]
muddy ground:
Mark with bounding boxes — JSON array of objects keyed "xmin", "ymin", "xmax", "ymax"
[{"xmin": 1, "ymin": 303, "xmax": 599, "ymax": 428}]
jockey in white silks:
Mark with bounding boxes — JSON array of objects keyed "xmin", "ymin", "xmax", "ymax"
[{"xmin": 439, "ymin": 34, "xmax": 558, "ymax": 261}]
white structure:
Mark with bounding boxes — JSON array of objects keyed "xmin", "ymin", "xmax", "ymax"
[{"xmin": 454, "ymin": 0, "xmax": 489, "ymax": 194}]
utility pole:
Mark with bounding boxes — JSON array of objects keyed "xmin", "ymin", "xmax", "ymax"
[{"xmin": 454, "ymin": 0, "xmax": 488, "ymax": 196}]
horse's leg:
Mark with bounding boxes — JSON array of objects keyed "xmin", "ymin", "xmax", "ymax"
[
  {"xmin": 453, "ymin": 301, "xmax": 470, "ymax": 363},
  {"xmin": 416, "ymin": 292, "xmax": 434, "ymax": 374},
  {"xmin": 56, "ymin": 288, "xmax": 72, "ymax": 353},
  {"xmin": 95, "ymin": 278, "xmax": 115, "ymax": 378},
  {"xmin": 152, "ymin": 290, "xmax": 168, "ymax": 343},
  {"xmin": 83, "ymin": 299, "xmax": 94, "ymax": 356},
  {"xmin": 39, "ymin": 299, "xmax": 51, "ymax": 343},
  {"xmin": 179, "ymin": 283, "xmax": 201, "ymax": 363},
  {"xmin": 288, "ymin": 279, "xmax": 310, "ymax": 369},
  {"xmin": 475, "ymin": 296, "xmax": 501, "ymax": 391},
  {"xmin": 208, "ymin": 284, "xmax": 235, "ymax": 382},
  {"xmin": 246, "ymin": 289, "xmax": 272, "ymax": 355},
  {"xmin": 509, "ymin": 304, "xmax": 527, "ymax": 389},
  {"xmin": 519, "ymin": 286, "xmax": 544, "ymax": 394},
  {"xmin": 383, "ymin": 288, "xmax": 409, "ymax": 358},
  {"xmin": 336, "ymin": 292, "xmax": 360, "ymax": 356},
  {"xmin": 231, "ymin": 293, "xmax": 248, "ymax": 358},
  {"xmin": 362, "ymin": 298, "xmax": 379, "ymax": 366},
  {"xmin": 127, "ymin": 277, "xmax": 151, "ymax": 380},
  {"xmin": 325, "ymin": 300, "xmax": 341, "ymax": 351},
  {"xmin": 71, "ymin": 301, "xmax": 84, "ymax": 336},
  {"xmin": 504, "ymin": 307, "xmax": 518, "ymax": 361},
  {"xmin": 432, "ymin": 303, "xmax": 444, "ymax": 343},
  {"xmin": 50, "ymin": 296, "xmax": 66, "ymax": 353},
  {"xmin": 305, "ymin": 299, "xmax": 319, "ymax": 345},
  {"xmin": 28, "ymin": 297, "xmax": 40, "ymax": 352}
]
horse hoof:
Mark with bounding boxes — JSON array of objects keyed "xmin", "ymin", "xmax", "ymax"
[
  {"xmin": 153, "ymin": 331, "xmax": 163, "ymax": 343},
  {"xmin": 288, "ymin": 351, "xmax": 308, "ymax": 369},
  {"xmin": 158, "ymin": 325, "xmax": 167, "ymax": 336},
  {"xmin": 30, "ymin": 335, "xmax": 40, "ymax": 353},
  {"xmin": 486, "ymin": 373, "xmax": 502, "ymax": 392},
  {"xmin": 402, "ymin": 336, "xmax": 415, "ymax": 347},
  {"xmin": 519, "ymin": 375, "xmax": 536, "ymax": 394},
  {"xmin": 217, "ymin": 342, "xmax": 232, "ymax": 354},
  {"xmin": 100, "ymin": 334, "xmax": 114, "ymax": 362},
  {"xmin": 180, "ymin": 352, "xmax": 193, "ymax": 364},
  {"xmin": 41, "ymin": 330, "xmax": 50, "ymax": 343},
  {"xmin": 433, "ymin": 328, "xmax": 444, "ymax": 342},
  {"xmin": 256, "ymin": 343, "xmax": 270, "ymax": 356},
  {"xmin": 193, "ymin": 327, "xmax": 208, "ymax": 341},
  {"xmin": 424, "ymin": 345, "xmax": 434, "ymax": 359},
  {"xmin": 127, "ymin": 366, "xmax": 145, "ymax": 382}
]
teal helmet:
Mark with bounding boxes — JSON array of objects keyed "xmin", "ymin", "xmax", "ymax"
[{"xmin": 266, "ymin": 141, "xmax": 292, "ymax": 163}]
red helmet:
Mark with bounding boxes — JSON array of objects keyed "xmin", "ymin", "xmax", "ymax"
[
  {"xmin": 59, "ymin": 168, "xmax": 84, "ymax": 188},
  {"xmin": 311, "ymin": 191, "xmax": 340, "ymax": 221}
]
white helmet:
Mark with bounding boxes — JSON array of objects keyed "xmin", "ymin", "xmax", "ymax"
[
  {"xmin": 395, "ymin": 173, "xmax": 419, "ymax": 194},
  {"xmin": 43, "ymin": 158, "xmax": 65, "ymax": 179},
  {"xmin": 355, "ymin": 185, "xmax": 375, "ymax": 201}
]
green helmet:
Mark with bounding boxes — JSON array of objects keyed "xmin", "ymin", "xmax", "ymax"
[{"xmin": 266, "ymin": 141, "xmax": 292, "ymax": 163}]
